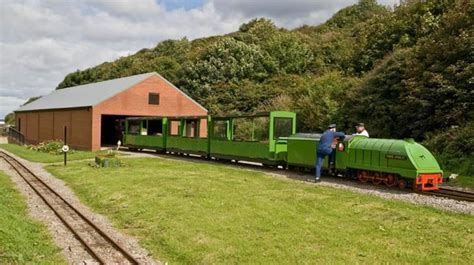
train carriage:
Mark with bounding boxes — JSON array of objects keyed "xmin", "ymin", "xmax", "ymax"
[
  {"xmin": 209, "ymin": 111, "xmax": 296, "ymax": 165},
  {"xmin": 166, "ymin": 116, "xmax": 209, "ymax": 156},
  {"xmin": 124, "ymin": 117, "xmax": 167, "ymax": 151}
]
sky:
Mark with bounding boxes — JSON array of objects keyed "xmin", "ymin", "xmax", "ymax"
[{"xmin": 0, "ymin": 0, "xmax": 399, "ymax": 118}]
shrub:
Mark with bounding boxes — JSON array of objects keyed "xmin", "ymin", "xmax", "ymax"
[
  {"xmin": 94, "ymin": 150, "xmax": 122, "ymax": 168},
  {"xmin": 423, "ymin": 122, "xmax": 474, "ymax": 176},
  {"xmin": 27, "ymin": 140, "xmax": 71, "ymax": 155}
]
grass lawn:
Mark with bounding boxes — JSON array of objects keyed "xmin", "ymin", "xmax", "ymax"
[
  {"xmin": 444, "ymin": 174, "xmax": 474, "ymax": 190},
  {"xmin": 453, "ymin": 175, "xmax": 474, "ymax": 189},
  {"xmin": 0, "ymin": 171, "xmax": 65, "ymax": 264},
  {"xmin": 46, "ymin": 157, "xmax": 474, "ymax": 264},
  {"xmin": 0, "ymin": 143, "xmax": 97, "ymax": 163}
]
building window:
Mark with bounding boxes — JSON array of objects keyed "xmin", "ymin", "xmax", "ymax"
[{"xmin": 149, "ymin": 93, "xmax": 160, "ymax": 105}]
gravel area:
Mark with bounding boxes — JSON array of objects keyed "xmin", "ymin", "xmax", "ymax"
[
  {"xmin": 0, "ymin": 149, "xmax": 159, "ymax": 264},
  {"xmin": 120, "ymin": 149, "xmax": 474, "ymax": 215}
]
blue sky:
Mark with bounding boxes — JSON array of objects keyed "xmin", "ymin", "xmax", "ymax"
[
  {"xmin": 159, "ymin": 0, "xmax": 206, "ymax": 10},
  {"xmin": 0, "ymin": 0, "xmax": 399, "ymax": 118}
]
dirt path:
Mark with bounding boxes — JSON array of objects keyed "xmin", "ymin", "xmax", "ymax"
[{"xmin": 0, "ymin": 149, "xmax": 159, "ymax": 264}]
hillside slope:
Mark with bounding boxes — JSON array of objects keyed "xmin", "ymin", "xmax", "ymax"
[{"xmin": 55, "ymin": 0, "xmax": 473, "ymax": 174}]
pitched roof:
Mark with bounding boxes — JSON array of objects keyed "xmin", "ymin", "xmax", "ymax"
[{"xmin": 15, "ymin": 72, "xmax": 206, "ymax": 112}]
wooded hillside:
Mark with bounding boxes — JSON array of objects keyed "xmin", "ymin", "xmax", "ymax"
[{"xmin": 56, "ymin": 0, "xmax": 473, "ymax": 174}]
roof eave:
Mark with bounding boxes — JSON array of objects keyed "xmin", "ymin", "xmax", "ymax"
[{"xmin": 15, "ymin": 106, "xmax": 92, "ymax": 113}]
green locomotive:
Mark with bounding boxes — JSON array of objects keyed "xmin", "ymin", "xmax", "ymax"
[
  {"xmin": 286, "ymin": 134, "xmax": 443, "ymax": 190},
  {"xmin": 123, "ymin": 111, "xmax": 443, "ymax": 191}
]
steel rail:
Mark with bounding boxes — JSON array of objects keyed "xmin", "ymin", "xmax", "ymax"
[
  {"xmin": 0, "ymin": 151, "xmax": 140, "ymax": 265},
  {"xmin": 426, "ymin": 187, "xmax": 474, "ymax": 202}
]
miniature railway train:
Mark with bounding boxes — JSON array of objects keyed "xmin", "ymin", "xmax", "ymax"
[{"xmin": 122, "ymin": 111, "xmax": 443, "ymax": 191}]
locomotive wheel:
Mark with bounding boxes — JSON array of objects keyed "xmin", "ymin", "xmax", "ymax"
[
  {"xmin": 372, "ymin": 173, "xmax": 382, "ymax": 185},
  {"xmin": 398, "ymin": 179, "xmax": 407, "ymax": 190},
  {"xmin": 358, "ymin": 171, "xmax": 369, "ymax": 183},
  {"xmin": 384, "ymin": 174, "xmax": 397, "ymax": 187},
  {"xmin": 372, "ymin": 178, "xmax": 382, "ymax": 185}
]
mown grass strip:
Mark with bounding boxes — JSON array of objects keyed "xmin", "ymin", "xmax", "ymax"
[
  {"xmin": 0, "ymin": 171, "xmax": 65, "ymax": 264},
  {"xmin": 47, "ymin": 157, "xmax": 474, "ymax": 264},
  {"xmin": 0, "ymin": 144, "xmax": 97, "ymax": 163}
]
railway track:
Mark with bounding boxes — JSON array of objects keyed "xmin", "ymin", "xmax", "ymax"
[
  {"xmin": 423, "ymin": 187, "xmax": 474, "ymax": 202},
  {"xmin": 0, "ymin": 151, "xmax": 140, "ymax": 265}
]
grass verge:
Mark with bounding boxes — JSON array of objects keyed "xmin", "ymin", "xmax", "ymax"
[
  {"xmin": 0, "ymin": 144, "xmax": 98, "ymax": 163},
  {"xmin": 0, "ymin": 171, "xmax": 64, "ymax": 264},
  {"xmin": 46, "ymin": 157, "xmax": 474, "ymax": 264},
  {"xmin": 446, "ymin": 175, "xmax": 474, "ymax": 190}
]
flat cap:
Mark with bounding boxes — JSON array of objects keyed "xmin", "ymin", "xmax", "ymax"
[
  {"xmin": 328, "ymin": 124, "xmax": 336, "ymax": 129},
  {"xmin": 356, "ymin": 123, "xmax": 365, "ymax": 127}
]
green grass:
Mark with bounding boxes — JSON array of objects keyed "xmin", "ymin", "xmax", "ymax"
[
  {"xmin": 441, "ymin": 169, "xmax": 474, "ymax": 190},
  {"xmin": 0, "ymin": 171, "xmax": 65, "ymax": 264},
  {"xmin": 0, "ymin": 144, "xmax": 98, "ymax": 163},
  {"xmin": 46, "ymin": 157, "xmax": 474, "ymax": 264},
  {"xmin": 446, "ymin": 175, "xmax": 474, "ymax": 190}
]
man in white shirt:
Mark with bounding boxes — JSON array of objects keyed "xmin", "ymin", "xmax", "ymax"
[{"xmin": 354, "ymin": 123, "xmax": 369, "ymax": 137}]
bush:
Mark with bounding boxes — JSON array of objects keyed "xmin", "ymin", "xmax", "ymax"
[
  {"xmin": 27, "ymin": 140, "xmax": 70, "ymax": 155},
  {"xmin": 423, "ymin": 122, "xmax": 474, "ymax": 176},
  {"xmin": 94, "ymin": 150, "xmax": 123, "ymax": 168}
]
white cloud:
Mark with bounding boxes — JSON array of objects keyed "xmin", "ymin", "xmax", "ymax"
[
  {"xmin": 0, "ymin": 96, "xmax": 26, "ymax": 118},
  {"xmin": 209, "ymin": 0, "xmax": 400, "ymax": 28},
  {"xmin": 0, "ymin": 0, "xmax": 399, "ymax": 118}
]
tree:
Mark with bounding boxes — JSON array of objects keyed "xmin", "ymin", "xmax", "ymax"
[
  {"xmin": 4, "ymin": 112, "xmax": 15, "ymax": 125},
  {"xmin": 264, "ymin": 33, "xmax": 313, "ymax": 74},
  {"xmin": 183, "ymin": 37, "xmax": 276, "ymax": 100},
  {"xmin": 349, "ymin": 0, "xmax": 473, "ymax": 139}
]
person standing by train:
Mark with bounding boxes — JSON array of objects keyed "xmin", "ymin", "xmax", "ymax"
[
  {"xmin": 354, "ymin": 122, "xmax": 369, "ymax": 137},
  {"xmin": 315, "ymin": 124, "xmax": 345, "ymax": 182}
]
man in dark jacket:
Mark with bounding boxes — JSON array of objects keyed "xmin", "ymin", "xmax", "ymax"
[{"xmin": 315, "ymin": 124, "xmax": 345, "ymax": 182}]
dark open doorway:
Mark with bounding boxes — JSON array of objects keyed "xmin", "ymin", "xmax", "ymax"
[{"xmin": 101, "ymin": 115, "xmax": 128, "ymax": 147}]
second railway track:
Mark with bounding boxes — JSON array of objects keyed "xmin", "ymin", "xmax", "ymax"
[
  {"xmin": 424, "ymin": 187, "xmax": 474, "ymax": 202},
  {"xmin": 0, "ymin": 151, "xmax": 140, "ymax": 265}
]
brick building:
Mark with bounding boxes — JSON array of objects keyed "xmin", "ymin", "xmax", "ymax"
[{"xmin": 15, "ymin": 72, "xmax": 207, "ymax": 150}]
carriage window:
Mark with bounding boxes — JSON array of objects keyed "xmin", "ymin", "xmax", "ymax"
[
  {"xmin": 185, "ymin": 120, "xmax": 199, "ymax": 137},
  {"xmin": 233, "ymin": 117, "xmax": 269, "ymax": 142},
  {"xmin": 199, "ymin": 119, "xmax": 208, "ymax": 138},
  {"xmin": 253, "ymin": 117, "xmax": 269, "ymax": 142},
  {"xmin": 148, "ymin": 120, "xmax": 163, "ymax": 135},
  {"xmin": 169, "ymin": 120, "xmax": 181, "ymax": 136},
  {"xmin": 233, "ymin": 118, "xmax": 253, "ymax": 141},
  {"xmin": 213, "ymin": 120, "xmax": 228, "ymax": 139},
  {"xmin": 127, "ymin": 120, "xmax": 141, "ymax": 135},
  {"xmin": 140, "ymin": 120, "xmax": 147, "ymax": 135},
  {"xmin": 274, "ymin": 118, "xmax": 293, "ymax": 139},
  {"xmin": 148, "ymin": 93, "xmax": 160, "ymax": 105}
]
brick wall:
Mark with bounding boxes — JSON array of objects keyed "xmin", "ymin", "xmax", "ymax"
[
  {"xmin": 15, "ymin": 108, "xmax": 92, "ymax": 150},
  {"xmin": 91, "ymin": 74, "xmax": 207, "ymax": 150}
]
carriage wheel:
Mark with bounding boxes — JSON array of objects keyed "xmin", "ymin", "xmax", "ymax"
[
  {"xmin": 384, "ymin": 174, "xmax": 397, "ymax": 187},
  {"xmin": 358, "ymin": 171, "xmax": 369, "ymax": 183},
  {"xmin": 398, "ymin": 179, "xmax": 407, "ymax": 190}
]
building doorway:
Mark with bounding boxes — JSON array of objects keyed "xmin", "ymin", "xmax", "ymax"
[{"xmin": 101, "ymin": 115, "xmax": 128, "ymax": 147}]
